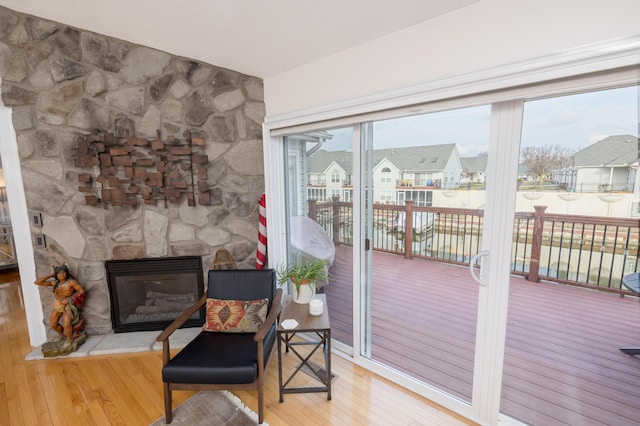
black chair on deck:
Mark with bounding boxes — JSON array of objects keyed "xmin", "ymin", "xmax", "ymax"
[{"xmin": 157, "ymin": 269, "xmax": 282, "ymax": 424}]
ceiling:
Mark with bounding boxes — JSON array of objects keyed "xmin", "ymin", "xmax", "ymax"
[{"xmin": 0, "ymin": 0, "xmax": 479, "ymax": 78}]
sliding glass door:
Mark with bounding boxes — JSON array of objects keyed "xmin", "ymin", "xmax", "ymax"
[
  {"xmin": 279, "ymin": 103, "xmax": 522, "ymax": 420},
  {"xmin": 358, "ymin": 106, "xmax": 493, "ymax": 405},
  {"xmin": 273, "ymin": 80, "xmax": 639, "ymax": 425},
  {"xmin": 283, "ymin": 129, "xmax": 355, "ymax": 350}
]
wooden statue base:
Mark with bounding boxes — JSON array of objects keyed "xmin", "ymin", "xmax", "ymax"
[{"xmin": 42, "ymin": 332, "xmax": 87, "ymax": 357}]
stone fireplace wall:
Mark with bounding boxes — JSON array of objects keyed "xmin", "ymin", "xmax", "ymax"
[{"xmin": 0, "ymin": 6, "xmax": 266, "ymax": 335}]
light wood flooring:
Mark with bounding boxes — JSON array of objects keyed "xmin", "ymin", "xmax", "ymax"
[{"xmin": 0, "ymin": 269, "xmax": 473, "ymax": 426}]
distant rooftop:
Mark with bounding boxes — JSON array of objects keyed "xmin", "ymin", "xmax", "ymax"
[
  {"xmin": 307, "ymin": 144, "xmax": 458, "ymax": 173},
  {"xmin": 572, "ymin": 134, "xmax": 639, "ymax": 167}
]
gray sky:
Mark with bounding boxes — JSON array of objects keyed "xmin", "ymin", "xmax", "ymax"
[{"xmin": 323, "ymin": 85, "xmax": 639, "ymax": 156}]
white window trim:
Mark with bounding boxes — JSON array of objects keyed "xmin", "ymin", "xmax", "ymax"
[{"xmin": 266, "ymin": 35, "xmax": 640, "ymax": 134}]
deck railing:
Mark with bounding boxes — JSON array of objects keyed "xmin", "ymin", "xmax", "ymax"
[{"xmin": 308, "ymin": 198, "xmax": 640, "ymax": 295}]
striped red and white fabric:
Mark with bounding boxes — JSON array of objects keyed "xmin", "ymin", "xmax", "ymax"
[{"xmin": 256, "ymin": 193, "xmax": 267, "ymax": 269}]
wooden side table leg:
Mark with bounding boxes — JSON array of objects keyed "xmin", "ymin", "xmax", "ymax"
[
  {"xmin": 277, "ymin": 332, "xmax": 284, "ymax": 403},
  {"xmin": 327, "ymin": 329, "xmax": 332, "ymax": 400}
]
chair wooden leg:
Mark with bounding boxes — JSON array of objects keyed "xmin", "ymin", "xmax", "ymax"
[
  {"xmin": 258, "ymin": 381, "xmax": 264, "ymax": 424},
  {"xmin": 164, "ymin": 382, "xmax": 173, "ymax": 424}
]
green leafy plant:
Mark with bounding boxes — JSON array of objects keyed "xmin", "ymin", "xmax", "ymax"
[{"xmin": 276, "ymin": 259, "xmax": 328, "ymax": 295}]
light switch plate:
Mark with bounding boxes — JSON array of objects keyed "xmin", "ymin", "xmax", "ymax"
[{"xmin": 35, "ymin": 235, "xmax": 46, "ymax": 248}]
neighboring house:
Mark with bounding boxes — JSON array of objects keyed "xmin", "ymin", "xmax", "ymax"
[
  {"xmin": 460, "ymin": 155, "xmax": 488, "ymax": 185},
  {"xmin": 372, "ymin": 158, "xmax": 401, "ymax": 204},
  {"xmin": 517, "ymin": 163, "xmax": 531, "ymax": 181},
  {"xmin": 306, "ymin": 149, "xmax": 353, "ymax": 202},
  {"xmin": 556, "ymin": 135, "xmax": 639, "ymax": 192},
  {"xmin": 377, "ymin": 144, "xmax": 462, "ymax": 205},
  {"xmin": 306, "ymin": 144, "xmax": 462, "ymax": 206}
]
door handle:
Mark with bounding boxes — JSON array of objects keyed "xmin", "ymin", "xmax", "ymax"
[{"xmin": 469, "ymin": 250, "xmax": 490, "ymax": 287}]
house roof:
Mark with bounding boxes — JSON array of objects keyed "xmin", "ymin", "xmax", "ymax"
[
  {"xmin": 460, "ymin": 155, "xmax": 488, "ymax": 173},
  {"xmin": 307, "ymin": 150, "xmax": 354, "ymax": 174},
  {"xmin": 372, "ymin": 144, "xmax": 458, "ymax": 172},
  {"xmin": 572, "ymin": 135, "xmax": 639, "ymax": 167},
  {"xmin": 462, "ymin": 155, "xmax": 532, "ymax": 176},
  {"xmin": 307, "ymin": 144, "xmax": 458, "ymax": 174}
]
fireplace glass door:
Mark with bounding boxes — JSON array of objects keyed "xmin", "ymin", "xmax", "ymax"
[{"xmin": 106, "ymin": 256, "xmax": 205, "ymax": 332}]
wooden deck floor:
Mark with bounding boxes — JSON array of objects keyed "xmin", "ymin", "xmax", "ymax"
[{"xmin": 324, "ymin": 245, "xmax": 640, "ymax": 426}]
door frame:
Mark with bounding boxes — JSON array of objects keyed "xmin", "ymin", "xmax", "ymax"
[
  {"xmin": 471, "ymin": 101, "xmax": 523, "ymax": 423},
  {"xmin": 0, "ymin": 108, "xmax": 46, "ymax": 346}
]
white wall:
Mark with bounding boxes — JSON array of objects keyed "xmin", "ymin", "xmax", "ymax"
[
  {"xmin": 435, "ymin": 190, "xmax": 637, "ymax": 218},
  {"xmin": 264, "ymin": 0, "xmax": 640, "ymax": 116}
]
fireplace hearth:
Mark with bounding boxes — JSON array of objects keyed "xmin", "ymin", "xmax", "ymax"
[{"xmin": 105, "ymin": 256, "xmax": 205, "ymax": 333}]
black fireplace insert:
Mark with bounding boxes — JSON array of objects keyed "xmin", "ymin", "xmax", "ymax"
[{"xmin": 105, "ymin": 256, "xmax": 205, "ymax": 333}]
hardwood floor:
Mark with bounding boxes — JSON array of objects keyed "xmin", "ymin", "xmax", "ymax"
[{"xmin": 0, "ymin": 269, "xmax": 474, "ymax": 426}]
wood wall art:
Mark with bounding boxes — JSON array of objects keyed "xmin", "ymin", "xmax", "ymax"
[{"xmin": 76, "ymin": 130, "xmax": 210, "ymax": 208}]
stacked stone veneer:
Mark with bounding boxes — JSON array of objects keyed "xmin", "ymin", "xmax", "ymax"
[{"xmin": 0, "ymin": 6, "xmax": 266, "ymax": 335}]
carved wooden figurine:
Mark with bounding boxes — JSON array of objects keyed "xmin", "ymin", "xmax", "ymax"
[{"xmin": 34, "ymin": 264, "xmax": 87, "ymax": 357}]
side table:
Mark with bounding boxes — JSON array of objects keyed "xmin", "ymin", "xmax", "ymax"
[{"xmin": 277, "ymin": 294, "xmax": 332, "ymax": 402}]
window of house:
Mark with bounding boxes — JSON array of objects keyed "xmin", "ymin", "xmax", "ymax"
[
  {"xmin": 307, "ymin": 188, "xmax": 326, "ymax": 201},
  {"xmin": 381, "ymin": 167, "xmax": 392, "ymax": 183},
  {"xmin": 380, "ymin": 190, "xmax": 392, "ymax": 202}
]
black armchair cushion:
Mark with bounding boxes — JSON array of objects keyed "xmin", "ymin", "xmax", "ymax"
[
  {"xmin": 162, "ymin": 324, "xmax": 277, "ymax": 384},
  {"xmin": 207, "ymin": 269, "xmax": 276, "ymax": 304}
]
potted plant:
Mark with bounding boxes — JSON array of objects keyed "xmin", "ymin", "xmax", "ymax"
[{"xmin": 277, "ymin": 259, "xmax": 328, "ymax": 304}]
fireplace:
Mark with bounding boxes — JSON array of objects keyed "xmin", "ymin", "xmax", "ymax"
[{"xmin": 105, "ymin": 256, "xmax": 205, "ymax": 333}]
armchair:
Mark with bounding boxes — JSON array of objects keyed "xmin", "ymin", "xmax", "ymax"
[{"xmin": 157, "ymin": 269, "xmax": 282, "ymax": 424}]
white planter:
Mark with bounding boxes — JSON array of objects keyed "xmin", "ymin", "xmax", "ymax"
[
  {"xmin": 293, "ymin": 283, "xmax": 315, "ymax": 304},
  {"xmin": 597, "ymin": 193, "xmax": 623, "ymax": 203},
  {"xmin": 522, "ymin": 192, "xmax": 543, "ymax": 200},
  {"xmin": 557, "ymin": 193, "xmax": 582, "ymax": 202}
]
